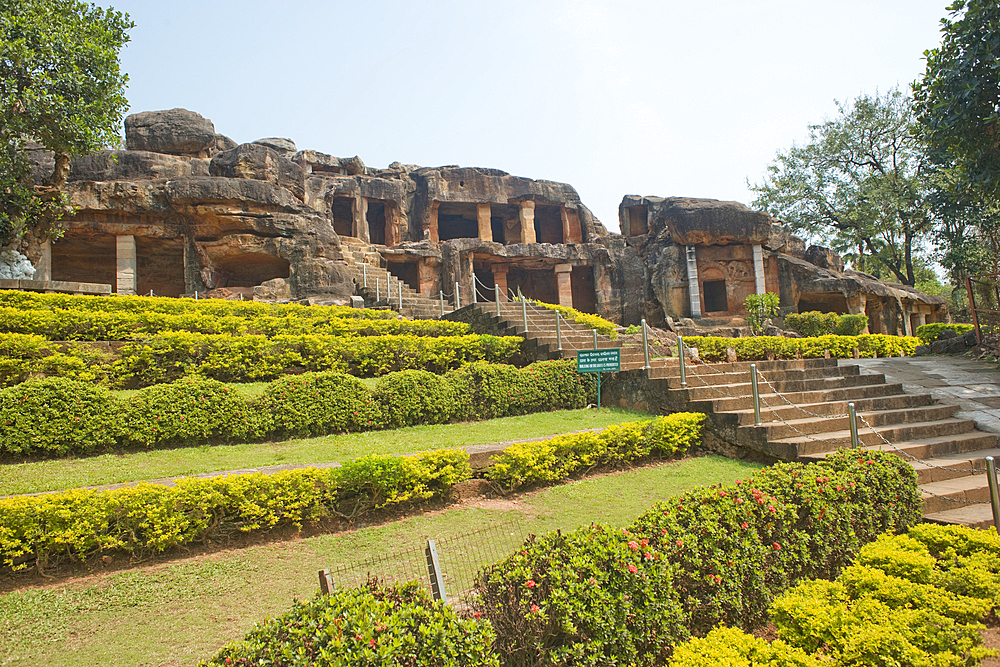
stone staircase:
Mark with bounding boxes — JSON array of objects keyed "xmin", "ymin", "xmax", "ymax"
[
  {"xmin": 339, "ymin": 239, "xmax": 454, "ymax": 320},
  {"xmin": 449, "ymin": 302, "xmax": 999, "ymax": 529},
  {"xmin": 643, "ymin": 357, "xmax": 1000, "ymax": 529}
]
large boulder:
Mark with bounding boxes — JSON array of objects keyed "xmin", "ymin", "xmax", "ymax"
[
  {"xmin": 125, "ymin": 109, "xmax": 217, "ymax": 156},
  {"xmin": 209, "ymin": 143, "xmax": 305, "ymax": 200},
  {"xmin": 805, "ymin": 245, "xmax": 845, "ymax": 272},
  {"xmin": 68, "ymin": 150, "xmax": 193, "ymax": 182},
  {"xmin": 659, "ymin": 198, "xmax": 773, "ymax": 246},
  {"xmin": 253, "ymin": 137, "xmax": 296, "ymax": 154}
]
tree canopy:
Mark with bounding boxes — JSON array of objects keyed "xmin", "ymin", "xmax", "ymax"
[
  {"xmin": 0, "ymin": 0, "xmax": 132, "ymax": 246},
  {"xmin": 914, "ymin": 0, "xmax": 1000, "ymax": 198},
  {"xmin": 749, "ymin": 89, "xmax": 932, "ymax": 286}
]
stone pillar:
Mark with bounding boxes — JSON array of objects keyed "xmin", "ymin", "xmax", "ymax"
[
  {"xmin": 901, "ymin": 303, "xmax": 912, "ymax": 336},
  {"xmin": 116, "ymin": 234, "xmax": 137, "ymax": 295},
  {"xmin": 555, "ymin": 263, "xmax": 573, "ymax": 308},
  {"xmin": 519, "ymin": 201, "xmax": 536, "ymax": 244},
  {"xmin": 685, "ymin": 244, "xmax": 701, "ymax": 318},
  {"xmin": 428, "ymin": 201, "xmax": 440, "ymax": 243},
  {"xmin": 752, "ymin": 244, "xmax": 766, "ymax": 295},
  {"xmin": 34, "ymin": 239, "xmax": 52, "ymax": 281},
  {"xmin": 417, "ymin": 257, "xmax": 439, "ymax": 297},
  {"xmin": 355, "ymin": 197, "xmax": 370, "ymax": 243},
  {"xmin": 493, "ymin": 263, "xmax": 509, "ymax": 301},
  {"xmin": 477, "ymin": 203, "xmax": 493, "ymax": 242}
]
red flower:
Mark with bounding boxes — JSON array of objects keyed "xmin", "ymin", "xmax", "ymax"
[
  {"xmin": 525, "ymin": 579, "xmax": 536, "ymax": 588},
  {"xmin": 676, "ymin": 540, "xmax": 684, "ymax": 548},
  {"xmin": 473, "ymin": 611, "xmax": 483, "ymax": 620},
  {"xmin": 644, "ymin": 552, "xmax": 654, "ymax": 561},
  {"xmin": 627, "ymin": 563, "xmax": 638, "ymax": 574},
  {"xmin": 640, "ymin": 538, "xmax": 649, "ymax": 547},
  {"xmin": 773, "ymin": 542, "xmax": 781, "ymax": 550},
  {"xmin": 530, "ymin": 604, "xmax": 540, "ymax": 613},
  {"xmin": 741, "ymin": 522, "xmax": 748, "ymax": 530},
  {"xmin": 628, "ymin": 540, "xmax": 640, "ymax": 550}
]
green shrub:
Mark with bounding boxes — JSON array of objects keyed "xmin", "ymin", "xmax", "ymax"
[
  {"xmin": 198, "ymin": 581, "xmax": 498, "ymax": 667},
  {"xmin": 476, "ymin": 451, "xmax": 920, "ymax": 661},
  {"xmin": 744, "ymin": 292, "xmax": 780, "ymax": 336},
  {"xmin": 485, "ymin": 413, "xmax": 705, "ymax": 491},
  {"xmin": 373, "ymin": 370, "xmax": 459, "ymax": 428},
  {"xmin": 915, "ymin": 322, "xmax": 974, "ymax": 345},
  {"xmin": 0, "ymin": 377, "xmax": 117, "ymax": 457},
  {"xmin": 668, "ymin": 626, "xmax": 823, "ymax": 667},
  {"xmin": 683, "ymin": 333, "xmax": 919, "ymax": 362},
  {"xmin": 785, "ymin": 311, "xmax": 841, "ymax": 337},
  {"xmin": 0, "ymin": 450, "xmax": 471, "ymax": 572},
  {"xmin": 118, "ymin": 377, "xmax": 270, "ymax": 449},
  {"xmin": 258, "ymin": 372, "xmax": 385, "ymax": 438},
  {"xmin": 833, "ymin": 313, "xmax": 868, "ymax": 336}
]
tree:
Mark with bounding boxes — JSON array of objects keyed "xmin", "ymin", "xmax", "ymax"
[
  {"xmin": 914, "ymin": 0, "xmax": 1000, "ymax": 198},
  {"xmin": 0, "ymin": 0, "xmax": 132, "ymax": 246},
  {"xmin": 749, "ymin": 89, "xmax": 933, "ymax": 286}
]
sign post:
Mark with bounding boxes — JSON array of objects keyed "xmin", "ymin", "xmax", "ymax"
[{"xmin": 576, "ymin": 348, "xmax": 621, "ymax": 408}]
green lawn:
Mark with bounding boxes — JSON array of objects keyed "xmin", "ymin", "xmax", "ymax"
[
  {"xmin": 0, "ymin": 454, "xmax": 762, "ymax": 667},
  {"xmin": 0, "ymin": 408, "xmax": 648, "ymax": 495}
]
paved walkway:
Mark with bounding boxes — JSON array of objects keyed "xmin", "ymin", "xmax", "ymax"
[{"xmin": 841, "ymin": 356, "xmax": 1000, "ymax": 434}]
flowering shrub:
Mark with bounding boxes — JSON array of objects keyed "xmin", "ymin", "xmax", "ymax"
[
  {"xmin": 0, "ymin": 450, "xmax": 471, "ymax": 572},
  {"xmin": 476, "ymin": 451, "xmax": 920, "ymax": 663},
  {"xmin": 485, "ymin": 413, "xmax": 705, "ymax": 491},
  {"xmin": 684, "ymin": 333, "xmax": 919, "ymax": 362},
  {"xmin": 198, "ymin": 581, "xmax": 498, "ymax": 667}
]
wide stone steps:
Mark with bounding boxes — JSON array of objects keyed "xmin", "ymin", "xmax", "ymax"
[{"xmin": 339, "ymin": 253, "xmax": 456, "ymax": 320}]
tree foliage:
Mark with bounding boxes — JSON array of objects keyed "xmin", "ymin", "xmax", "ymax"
[
  {"xmin": 750, "ymin": 89, "xmax": 932, "ymax": 286},
  {"xmin": 0, "ymin": 0, "xmax": 132, "ymax": 246},
  {"xmin": 914, "ymin": 0, "xmax": 1000, "ymax": 198}
]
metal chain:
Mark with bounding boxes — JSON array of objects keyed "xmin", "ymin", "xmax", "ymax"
[{"xmin": 855, "ymin": 412, "xmax": 986, "ymax": 475}]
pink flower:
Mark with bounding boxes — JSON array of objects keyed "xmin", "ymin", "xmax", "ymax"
[
  {"xmin": 644, "ymin": 552, "xmax": 654, "ymax": 561},
  {"xmin": 741, "ymin": 522, "xmax": 749, "ymax": 530},
  {"xmin": 628, "ymin": 540, "xmax": 640, "ymax": 550},
  {"xmin": 676, "ymin": 540, "xmax": 684, "ymax": 548}
]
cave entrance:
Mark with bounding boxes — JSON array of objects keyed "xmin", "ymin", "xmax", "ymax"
[
  {"xmin": 702, "ymin": 279, "xmax": 728, "ymax": 313},
  {"xmin": 626, "ymin": 205, "xmax": 648, "ymax": 236},
  {"xmin": 214, "ymin": 253, "xmax": 290, "ymax": 288},
  {"xmin": 473, "ymin": 263, "xmax": 497, "ymax": 301},
  {"xmin": 136, "ymin": 237, "xmax": 185, "ymax": 297},
  {"xmin": 534, "ymin": 205, "xmax": 563, "ymax": 244},
  {"xmin": 865, "ymin": 300, "xmax": 882, "ymax": 334},
  {"xmin": 51, "ymin": 233, "xmax": 117, "ymax": 289},
  {"xmin": 367, "ymin": 200, "xmax": 388, "ymax": 246},
  {"xmin": 490, "ymin": 204, "xmax": 519, "ymax": 245},
  {"xmin": 387, "ymin": 260, "xmax": 419, "ymax": 292},
  {"xmin": 332, "ymin": 197, "xmax": 354, "ymax": 237},
  {"xmin": 571, "ymin": 266, "xmax": 597, "ymax": 314},
  {"xmin": 797, "ymin": 292, "xmax": 849, "ymax": 314},
  {"xmin": 438, "ymin": 203, "xmax": 478, "ymax": 241},
  {"xmin": 506, "ymin": 265, "xmax": 559, "ymax": 304}
]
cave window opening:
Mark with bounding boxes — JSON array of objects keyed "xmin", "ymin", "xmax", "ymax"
[
  {"xmin": 438, "ymin": 203, "xmax": 478, "ymax": 240},
  {"xmin": 367, "ymin": 200, "xmax": 387, "ymax": 246},
  {"xmin": 627, "ymin": 205, "xmax": 648, "ymax": 236},
  {"xmin": 535, "ymin": 205, "xmax": 563, "ymax": 244},
  {"xmin": 215, "ymin": 254, "xmax": 290, "ymax": 288},
  {"xmin": 703, "ymin": 280, "xmax": 728, "ymax": 313},
  {"xmin": 332, "ymin": 197, "xmax": 354, "ymax": 237}
]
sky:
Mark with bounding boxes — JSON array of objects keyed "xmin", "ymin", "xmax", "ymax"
[{"xmin": 111, "ymin": 0, "xmax": 951, "ymax": 233}]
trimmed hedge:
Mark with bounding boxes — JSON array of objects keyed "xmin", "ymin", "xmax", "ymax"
[
  {"xmin": 668, "ymin": 626, "xmax": 822, "ymax": 667},
  {"xmin": 915, "ymin": 322, "xmax": 974, "ymax": 345},
  {"xmin": 0, "ymin": 450, "xmax": 472, "ymax": 573},
  {"xmin": 0, "ymin": 290, "xmax": 397, "ymax": 320},
  {"xmin": 684, "ymin": 333, "xmax": 920, "ymax": 362},
  {"xmin": 784, "ymin": 311, "xmax": 869, "ymax": 337},
  {"xmin": 0, "ymin": 359, "xmax": 593, "ymax": 459},
  {"xmin": 473, "ymin": 451, "xmax": 920, "ymax": 666},
  {"xmin": 529, "ymin": 299, "xmax": 618, "ymax": 339},
  {"xmin": 198, "ymin": 581, "xmax": 499, "ymax": 667},
  {"xmin": 485, "ymin": 413, "xmax": 705, "ymax": 491},
  {"xmin": 0, "ymin": 305, "xmax": 472, "ymax": 341}
]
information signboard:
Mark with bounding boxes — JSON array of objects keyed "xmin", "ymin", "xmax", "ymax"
[{"xmin": 576, "ymin": 348, "xmax": 621, "ymax": 373}]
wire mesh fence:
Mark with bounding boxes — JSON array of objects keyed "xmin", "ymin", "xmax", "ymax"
[{"xmin": 318, "ymin": 517, "xmax": 526, "ymax": 611}]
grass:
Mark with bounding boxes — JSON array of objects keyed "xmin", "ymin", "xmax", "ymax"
[
  {"xmin": 0, "ymin": 454, "xmax": 762, "ymax": 667},
  {"xmin": 0, "ymin": 408, "xmax": 648, "ymax": 495}
]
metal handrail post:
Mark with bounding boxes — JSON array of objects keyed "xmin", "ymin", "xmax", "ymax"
[
  {"xmin": 454, "ymin": 281, "xmax": 460, "ymax": 309},
  {"xmin": 593, "ymin": 329, "xmax": 598, "ymax": 350},
  {"xmin": 848, "ymin": 403, "xmax": 860, "ymax": 449},
  {"xmin": 472, "ymin": 276, "xmax": 477, "ymax": 304},
  {"xmin": 521, "ymin": 296, "xmax": 528, "ymax": 332},
  {"xmin": 376, "ymin": 280, "xmax": 380, "ymax": 301},
  {"xmin": 750, "ymin": 364, "xmax": 761, "ymax": 426},
  {"xmin": 363, "ymin": 263, "xmax": 367, "ymax": 287},
  {"xmin": 495, "ymin": 284, "xmax": 501, "ymax": 316},
  {"xmin": 641, "ymin": 319, "xmax": 651, "ymax": 370},
  {"xmin": 678, "ymin": 335, "xmax": 687, "ymax": 388},
  {"xmin": 398, "ymin": 284, "xmax": 403, "ymax": 311},
  {"xmin": 440, "ymin": 290, "xmax": 445, "ymax": 317},
  {"xmin": 987, "ymin": 457, "xmax": 1000, "ymax": 529},
  {"xmin": 556, "ymin": 311, "xmax": 563, "ymax": 351}
]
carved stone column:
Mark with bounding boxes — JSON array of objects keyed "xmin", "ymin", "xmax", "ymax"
[
  {"xmin": 116, "ymin": 235, "xmax": 137, "ymax": 295},
  {"xmin": 493, "ymin": 263, "xmax": 509, "ymax": 301},
  {"xmin": 428, "ymin": 201, "xmax": 440, "ymax": 243},
  {"xmin": 477, "ymin": 203, "xmax": 493, "ymax": 242},
  {"xmin": 555, "ymin": 263, "xmax": 573, "ymax": 308},
  {"xmin": 519, "ymin": 201, "xmax": 536, "ymax": 244}
]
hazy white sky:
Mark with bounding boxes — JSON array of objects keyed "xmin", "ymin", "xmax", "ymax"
[{"xmin": 112, "ymin": 0, "xmax": 950, "ymax": 232}]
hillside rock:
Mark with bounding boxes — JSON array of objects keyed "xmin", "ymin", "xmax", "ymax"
[{"xmin": 125, "ymin": 109, "xmax": 217, "ymax": 156}]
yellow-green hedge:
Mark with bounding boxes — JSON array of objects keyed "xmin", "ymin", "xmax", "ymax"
[
  {"xmin": 684, "ymin": 334, "xmax": 920, "ymax": 362},
  {"xmin": 529, "ymin": 299, "xmax": 618, "ymax": 338}
]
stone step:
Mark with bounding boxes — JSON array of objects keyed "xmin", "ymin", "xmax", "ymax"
[
  {"xmin": 647, "ymin": 358, "xmax": 841, "ymax": 379},
  {"xmin": 655, "ymin": 365, "xmax": 860, "ymax": 389},
  {"xmin": 702, "ymin": 382, "xmax": 908, "ymax": 413},
  {"xmin": 762, "ymin": 404, "xmax": 961, "ymax": 440},
  {"xmin": 723, "ymin": 393, "xmax": 935, "ymax": 427},
  {"xmin": 682, "ymin": 373, "xmax": 889, "ymax": 402},
  {"xmin": 909, "ymin": 447, "xmax": 1000, "ymax": 484},
  {"xmin": 921, "ymin": 475, "xmax": 993, "ymax": 514},
  {"xmin": 800, "ymin": 431, "xmax": 1000, "ymax": 467},
  {"xmin": 923, "ymin": 504, "xmax": 996, "ymax": 530},
  {"xmin": 773, "ymin": 417, "xmax": 981, "ymax": 457}
]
